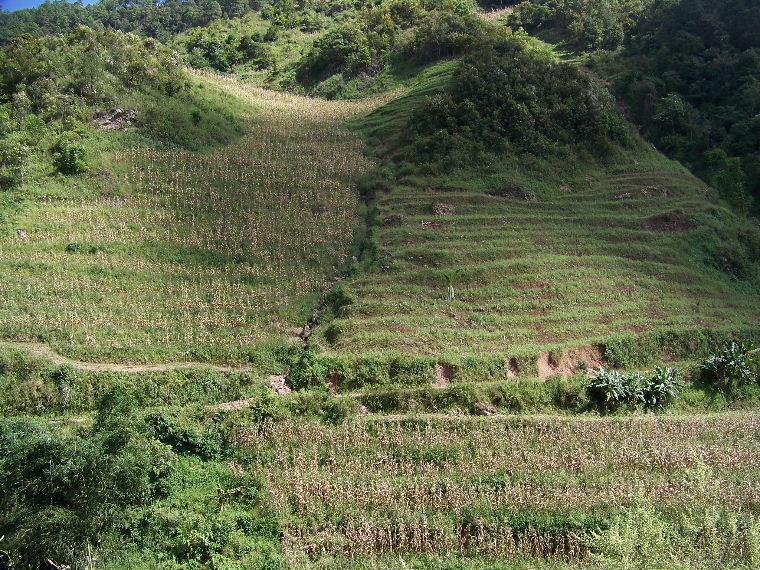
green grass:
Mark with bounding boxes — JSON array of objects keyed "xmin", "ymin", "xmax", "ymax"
[{"xmin": 309, "ymin": 63, "xmax": 760, "ymax": 367}]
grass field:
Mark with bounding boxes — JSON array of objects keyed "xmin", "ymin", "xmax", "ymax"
[{"xmin": 0, "ymin": 75, "xmax": 374, "ymax": 364}]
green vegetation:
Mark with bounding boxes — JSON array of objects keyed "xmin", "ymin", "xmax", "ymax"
[
  {"xmin": 594, "ymin": 0, "xmax": 760, "ymax": 214},
  {"xmin": 1, "ymin": 1, "xmax": 759, "ymax": 568},
  {"xmin": 0, "ymin": 0, "xmax": 261, "ymax": 44},
  {"xmin": 0, "ymin": 33, "xmax": 373, "ymax": 363},
  {"xmin": 0, "ymin": 392, "xmax": 284, "ymax": 569},
  {"xmin": 311, "ymin": 44, "xmax": 760, "ymax": 363},
  {"xmin": 506, "ymin": 0, "xmax": 656, "ymax": 51}
]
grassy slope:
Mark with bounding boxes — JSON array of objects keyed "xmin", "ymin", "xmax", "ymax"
[
  {"xmin": 310, "ymin": 62, "xmax": 760, "ymax": 366},
  {"xmin": 1, "ymin": 28, "xmax": 759, "ymax": 570},
  {"xmin": 0, "ymin": 74, "xmax": 374, "ymax": 363}
]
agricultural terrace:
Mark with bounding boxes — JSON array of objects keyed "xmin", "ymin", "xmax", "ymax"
[
  {"xmin": 0, "ymin": 74, "xmax": 375, "ymax": 364},
  {"xmin": 310, "ymin": 65, "xmax": 760, "ymax": 369}
]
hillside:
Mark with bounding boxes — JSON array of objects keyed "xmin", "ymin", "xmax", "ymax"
[
  {"xmin": 1, "ymin": 2, "xmax": 760, "ymax": 569},
  {"xmin": 308, "ymin": 39, "xmax": 760, "ymax": 377},
  {"xmin": 594, "ymin": 0, "xmax": 760, "ymax": 214}
]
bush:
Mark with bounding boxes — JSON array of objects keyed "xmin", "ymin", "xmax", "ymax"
[
  {"xmin": 587, "ymin": 366, "xmax": 686, "ymax": 414},
  {"xmin": 146, "ymin": 411, "xmax": 225, "ymax": 460},
  {"xmin": 407, "ymin": 35, "xmax": 629, "ymax": 166},
  {"xmin": 586, "ymin": 368, "xmax": 640, "ymax": 413},
  {"xmin": 0, "ymin": 136, "xmax": 28, "ymax": 189},
  {"xmin": 287, "ymin": 347, "xmax": 327, "ymax": 390},
  {"xmin": 296, "ymin": 23, "xmax": 373, "ymax": 85},
  {"xmin": 51, "ymin": 133, "xmax": 87, "ymax": 175},
  {"xmin": 701, "ymin": 342, "xmax": 759, "ymax": 394},
  {"xmin": 400, "ymin": 9, "xmax": 483, "ymax": 64},
  {"xmin": 640, "ymin": 367, "xmax": 682, "ymax": 411},
  {"xmin": 547, "ymin": 376, "xmax": 586, "ymax": 410}
]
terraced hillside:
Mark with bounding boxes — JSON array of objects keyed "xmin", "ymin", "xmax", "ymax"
[
  {"xmin": 309, "ymin": 62, "xmax": 760, "ymax": 377},
  {"xmin": 1, "ymin": 13, "xmax": 760, "ymax": 570},
  {"xmin": 322, "ymin": 164, "xmax": 759, "ymax": 353}
]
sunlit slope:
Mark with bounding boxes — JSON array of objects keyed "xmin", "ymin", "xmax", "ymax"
[
  {"xmin": 312, "ymin": 66, "xmax": 760, "ymax": 360},
  {"xmin": 0, "ymin": 75, "xmax": 374, "ymax": 364}
]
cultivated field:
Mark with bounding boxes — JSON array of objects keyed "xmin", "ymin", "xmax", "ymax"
[
  {"xmin": 0, "ymin": 76, "xmax": 374, "ymax": 363},
  {"xmin": 242, "ymin": 412, "xmax": 760, "ymax": 569}
]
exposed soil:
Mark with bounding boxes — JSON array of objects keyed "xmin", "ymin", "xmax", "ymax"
[
  {"xmin": 537, "ymin": 345, "xmax": 607, "ymax": 380},
  {"xmin": 212, "ymin": 398, "xmax": 258, "ymax": 412},
  {"xmin": 435, "ymin": 363, "xmax": 454, "ymax": 387},
  {"xmin": 95, "ymin": 108, "xmax": 137, "ymax": 130},
  {"xmin": 487, "ymin": 184, "xmax": 538, "ymax": 202},
  {"xmin": 481, "ymin": 6, "xmax": 516, "ymax": 20},
  {"xmin": 432, "ymin": 203, "xmax": 455, "ymax": 216},
  {"xmin": 473, "ymin": 401, "xmax": 497, "ymax": 416},
  {"xmin": 646, "ymin": 211, "xmax": 696, "ymax": 232},
  {"xmin": 268, "ymin": 374, "xmax": 292, "ymax": 395},
  {"xmin": 383, "ymin": 213, "xmax": 406, "ymax": 227},
  {"xmin": 507, "ymin": 357, "xmax": 519, "ymax": 379},
  {"xmin": 327, "ymin": 372, "xmax": 343, "ymax": 394}
]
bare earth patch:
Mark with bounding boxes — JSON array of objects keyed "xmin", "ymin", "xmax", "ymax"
[
  {"xmin": 435, "ymin": 363, "xmax": 455, "ymax": 387},
  {"xmin": 538, "ymin": 345, "xmax": 607, "ymax": 379},
  {"xmin": 646, "ymin": 211, "xmax": 696, "ymax": 232}
]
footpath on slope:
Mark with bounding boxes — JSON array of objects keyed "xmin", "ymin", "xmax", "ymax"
[{"xmin": 0, "ymin": 341, "xmax": 256, "ymax": 374}]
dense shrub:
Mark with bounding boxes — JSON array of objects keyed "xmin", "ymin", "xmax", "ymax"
[
  {"xmin": 407, "ymin": 35, "xmax": 630, "ymax": 166},
  {"xmin": 586, "ymin": 368, "xmax": 641, "ymax": 413},
  {"xmin": 0, "ymin": 402, "xmax": 168, "ymax": 568},
  {"xmin": 297, "ymin": 23, "xmax": 374, "ymax": 84},
  {"xmin": 0, "ymin": 134, "xmax": 27, "ymax": 189},
  {"xmin": 640, "ymin": 367, "xmax": 682, "ymax": 411},
  {"xmin": 0, "ymin": 0, "xmax": 263, "ymax": 44},
  {"xmin": 51, "ymin": 133, "xmax": 88, "ymax": 174},
  {"xmin": 587, "ymin": 367, "xmax": 682, "ymax": 414},
  {"xmin": 701, "ymin": 342, "xmax": 759, "ymax": 394},
  {"xmin": 400, "ymin": 9, "xmax": 484, "ymax": 64},
  {"xmin": 175, "ymin": 25, "xmax": 275, "ymax": 72},
  {"xmin": 296, "ymin": 0, "xmax": 484, "ymax": 89},
  {"xmin": 0, "ymin": 27, "xmax": 188, "ymax": 119},
  {"xmin": 507, "ymin": 0, "xmax": 655, "ymax": 51},
  {"xmin": 598, "ymin": 0, "xmax": 760, "ymax": 213}
]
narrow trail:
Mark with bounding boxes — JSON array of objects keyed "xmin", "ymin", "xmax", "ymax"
[{"xmin": 0, "ymin": 341, "xmax": 255, "ymax": 374}]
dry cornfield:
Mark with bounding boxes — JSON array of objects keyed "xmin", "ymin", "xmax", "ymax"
[
  {"xmin": 238, "ymin": 413, "xmax": 760, "ymax": 563},
  {"xmin": 0, "ymin": 75, "xmax": 376, "ymax": 363}
]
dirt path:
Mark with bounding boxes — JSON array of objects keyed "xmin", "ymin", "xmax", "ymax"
[{"xmin": 0, "ymin": 341, "xmax": 255, "ymax": 374}]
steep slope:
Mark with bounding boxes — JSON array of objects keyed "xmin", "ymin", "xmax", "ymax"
[
  {"xmin": 308, "ymin": 41, "xmax": 760, "ymax": 377},
  {"xmin": 1, "ymin": 17, "xmax": 759, "ymax": 570},
  {"xmin": 594, "ymin": 0, "xmax": 760, "ymax": 213},
  {"xmin": 0, "ymin": 33, "xmax": 375, "ymax": 364}
]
